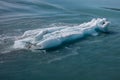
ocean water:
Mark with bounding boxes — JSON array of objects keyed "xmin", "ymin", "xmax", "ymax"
[{"xmin": 0, "ymin": 0, "xmax": 120, "ymax": 80}]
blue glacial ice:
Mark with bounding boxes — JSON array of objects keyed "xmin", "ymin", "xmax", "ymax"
[{"xmin": 13, "ymin": 18, "xmax": 110, "ymax": 50}]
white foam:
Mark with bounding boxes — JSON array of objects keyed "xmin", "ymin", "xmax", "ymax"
[{"xmin": 13, "ymin": 18, "xmax": 110, "ymax": 50}]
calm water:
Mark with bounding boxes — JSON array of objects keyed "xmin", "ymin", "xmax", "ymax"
[{"xmin": 0, "ymin": 0, "xmax": 120, "ymax": 80}]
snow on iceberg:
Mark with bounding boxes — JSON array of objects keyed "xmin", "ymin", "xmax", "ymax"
[{"xmin": 13, "ymin": 18, "xmax": 110, "ymax": 50}]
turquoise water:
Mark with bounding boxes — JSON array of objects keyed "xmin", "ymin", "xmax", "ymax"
[{"xmin": 0, "ymin": 0, "xmax": 120, "ymax": 80}]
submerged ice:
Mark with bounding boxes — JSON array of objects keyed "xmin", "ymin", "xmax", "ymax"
[{"xmin": 13, "ymin": 18, "xmax": 110, "ymax": 50}]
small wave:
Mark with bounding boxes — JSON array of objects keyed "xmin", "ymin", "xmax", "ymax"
[
  {"xmin": 47, "ymin": 52, "xmax": 78, "ymax": 63},
  {"xmin": 102, "ymin": 7, "xmax": 120, "ymax": 12},
  {"xmin": 0, "ymin": 0, "xmax": 67, "ymax": 18},
  {"xmin": 13, "ymin": 18, "xmax": 110, "ymax": 50}
]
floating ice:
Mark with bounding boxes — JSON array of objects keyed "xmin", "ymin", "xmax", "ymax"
[{"xmin": 13, "ymin": 18, "xmax": 110, "ymax": 50}]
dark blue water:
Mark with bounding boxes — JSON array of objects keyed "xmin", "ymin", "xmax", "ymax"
[{"xmin": 0, "ymin": 0, "xmax": 120, "ymax": 80}]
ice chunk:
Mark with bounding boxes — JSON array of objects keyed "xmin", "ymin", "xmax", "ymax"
[{"xmin": 13, "ymin": 18, "xmax": 110, "ymax": 50}]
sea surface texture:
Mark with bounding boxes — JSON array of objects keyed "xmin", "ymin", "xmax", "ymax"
[{"xmin": 0, "ymin": 0, "xmax": 120, "ymax": 80}]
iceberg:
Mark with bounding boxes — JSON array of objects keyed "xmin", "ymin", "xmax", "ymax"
[{"xmin": 13, "ymin": 18, "xmax": 110, "ymax": 50}]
